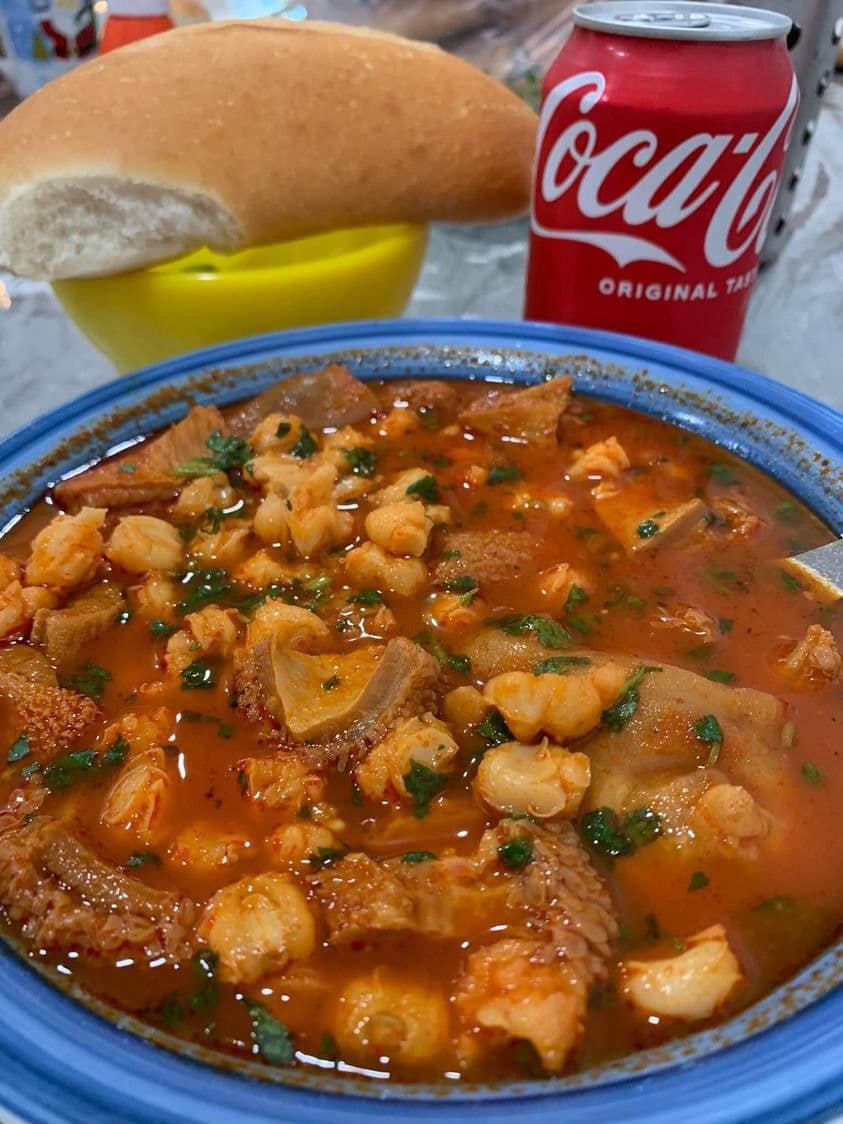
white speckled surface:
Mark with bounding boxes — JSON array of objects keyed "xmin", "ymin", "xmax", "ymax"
[{"xmin": 0, "ymin": 83, "xmax": 841, "ymax": 439}]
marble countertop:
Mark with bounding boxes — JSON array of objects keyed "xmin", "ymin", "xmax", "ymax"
[{"xmin": 0, "ymin": 82, "xmax": 841, "ymax": 439}]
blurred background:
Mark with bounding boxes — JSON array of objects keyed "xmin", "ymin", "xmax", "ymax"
[{"xmin": 1, "ymin": 0, "xmax": 842, "ymax": 428}]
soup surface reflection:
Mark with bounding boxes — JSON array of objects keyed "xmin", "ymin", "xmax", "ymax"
[{"xmin": 0, "ymin": 368, "xmax": 840, "ymax": 1084}]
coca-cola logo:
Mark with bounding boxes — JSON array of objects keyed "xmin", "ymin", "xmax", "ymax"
[{"xmin": 532, "ymin": 70, "xmax": 799, "ymax": 272}]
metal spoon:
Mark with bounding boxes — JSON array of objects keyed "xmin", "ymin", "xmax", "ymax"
[{"xmin": 783, "ymin": 538, "xmax": 843, "ymax": 599}]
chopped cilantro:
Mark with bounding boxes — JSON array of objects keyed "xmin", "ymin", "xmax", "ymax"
[
  {"xmin": 601, "ymin": 665, "xmax": 661, "ymax": 731},
  {"xmin": 301, "ymin": 574, "xmax": 331, "ymax": 613},
  {"xmin": 406, "ymin": 474, "xmax": 440, "ymax": 504},
  {"xmin": 447, "ymin": 654, "xmax": 471, "ymax": 675},
  {"xmin": 564, "ymin": 585, "xmax": 589, "ymax": 613},
  {"xmin": 441, "ymin": 576, "xmax": 477, "ymax": 594},
  {"xmin": 534, "ymin": 655, "xmax": 592, "ymax": 676},
  {"xmin": 318, "ymin": 1032, "xmax": 339, "ymax": 1061},
  {"xmin": 177, "ymin": 567, "xmax": 232, "ymax": 615},
  {"xmin": 581, "ymin": 807, "xmax": 634, "ymax": 857},
  {"xmin": 752, "ymin": 895, "xmax": 796, "ymax": 915},
  {"xmin": 801, "ymin": 761, "xmax": 823, "ymax": 785},
  {"xmin": 693, "ymin": 714, "xmax": 724, "ymax": 766},
  {"xmin": 7, "ymin": 734, "xmax": 29, "ymax": 764},
  {"xmin": 706, "ymin": 669, "xmax": 735, "ymax": 684},
  {"xmin": 322, "ymin": 675, "xmax": 341, "ymax": 691},
  {"xmin": 118, "ymin": 463, "xmax": 138, "ymax": 475},
  {"xmin": 43, "ymin": 750, "xmax": 98, "ymax": 790},
  {"xmin": 582, "ymin": 805, "xmax": 661, "ymax": 858},
  {"xmin": 150, "ymin": 619, "xmax": 177, "ymax": 639},
  {"xmin": 275, "ymin": 421, "xmax": 292, "ymax": 438},
  {"xmin": 127, "ymin": 850, "xmax": 161, "ymax": 869},
  {"xmin": 187, "ymin": 950, "xmax": 219, "ymax": 1014},
  {"xmin": 342, "ymin": 447, "xmax": 378, "ymax": 478},
  {"xmin": 780, "ymin": 569, "xmax": 805, "ymax": 593},
  {"xmin": 567, "ymin": 615, "xmax": 592, "ymax": 636},
  {"xmin": 159, "ymin": 996, "xmax": 185, "ymax": 1027},
  {"xmin": 494, "ymin": 613, "xmax": 572, "ymax": 649},
  {"xmin": 243, "ymin": 999, "xmax": 295, "ymax": 1064},
  {"xmin": 637, "ymin": 519, "xmax": 660, "ymax": 539},
  {"xmin": 290, "ymin": 427, "xmax": 318, "ymax": 459},
  {"xmin": 688, "ymin": 871, "xmax": 710, "ymax": 892},
  {"xmin": 403, "ymin": 758, "xmax": 447, "ymax": 818},
  {"xmin": 21, "ymin": 762, "xmax": 41, "ymax": 780},
  {"xmin": 401, "ymin": 851, "xmax": 437, "ymax": 863},
  {"xmin": 774, "ymin": 500, "xmax": 798, "ymax": 522},
  {"xmin": 64, "ymin": 662, "xmax": 111, "ymax": 700},
  {"xmin": 217, "ymin": 722, "xmax": 234, "ymax": 739},
  {"xmin": 175, "ymin": 431, "xmax": 253, "ymax": 477},
  {"xmin": 707, "ymin": 463, "xmax": 739, "ymax": 484},
  {"xmin": 477, "ymin": 709, "xmax": 512, "ymax": 746},
  {"xmin": 497, "ymin": 837, "xmax": 534, "ymax": 870},
  {"xmin": 103, "ymin": 736, "xmax": 129, "ymax": 766},
  {"xmin": 308, "ymin": 847, "xmax": 346, "ymax": 869},
  {"xmin": 471, "ymin": 501, "xmax": 489, "ymax": 517},
  {"xmin": 180, "ymin": 659, "xmax": 216, "ymax": 691},
  {"xmin": 441, "ymin": 549, "xmax": 462, "ymax": 561},
  {"xmin": 624, "ymin": 806, "xmax": 662, "ymax": 848},
  {"xmin": 487, "ymin": 465, "xmax": 522, "ymax": 485}
]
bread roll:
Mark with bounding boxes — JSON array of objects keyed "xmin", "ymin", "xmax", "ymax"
[{"xmin": 0, "ymin": 19, "xmax": 537, "ymax": 280}]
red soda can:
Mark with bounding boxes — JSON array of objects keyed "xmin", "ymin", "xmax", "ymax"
[{"xmin": 524, "ymin": 1, "xmax": 798, "ymax": 360}]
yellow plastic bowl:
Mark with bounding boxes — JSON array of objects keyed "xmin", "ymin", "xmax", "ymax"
[{"xmin": 53, "ymin": 223, "xmax": 428, "ymax": 373}]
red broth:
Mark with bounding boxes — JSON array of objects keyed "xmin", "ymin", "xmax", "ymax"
[{"xmin": 0, "ymin": 372, "xmax": 839, "ymax": 1085}]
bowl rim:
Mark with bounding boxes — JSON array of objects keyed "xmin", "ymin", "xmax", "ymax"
[{"xmin": 0, "ymin": 317, "xmax": 840, "ymax": 1124}]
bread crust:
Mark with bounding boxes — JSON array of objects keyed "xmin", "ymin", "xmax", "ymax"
[{"xmin": 0, "ymin": 19, "xmax": 537, "ymax": 278}]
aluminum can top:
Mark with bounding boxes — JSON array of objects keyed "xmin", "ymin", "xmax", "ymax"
[{"xmin": 573, "ymin": 1, "xmax": 792, "ymax": 42}]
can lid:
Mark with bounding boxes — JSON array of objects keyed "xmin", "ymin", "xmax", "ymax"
[{"xmin": 574, "ymin": 1, "xmax": 792, "ymax": 41}]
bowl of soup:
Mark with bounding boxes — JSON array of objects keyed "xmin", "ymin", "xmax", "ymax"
[{"xmin": 0, "ymin": 320, "xmax": 840, "ymax": 1124}]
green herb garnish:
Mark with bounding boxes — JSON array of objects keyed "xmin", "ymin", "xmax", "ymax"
[
  {"xmin": 7, "ymin": 734, "xmax": 30, "ymax": 764},
  {"xmin": 582, "ymin": 805, "xmax": 662, "ymax": 858},
  {"xmin": 494, "ymin": 613, "xmax": 572, "ymax": 650},
  {"xmin": 406, "ymin": 474, "xmax": 440, "ymax": 504},
  {"xmin": 801, "ymin": 761, "xmax": 823, "ymax": 785},
  {"xmin": 477, "ymin": 709, "xmax": 512, "ymax": 746},
  {"xmin": 601, "ymin": 665, "xmax": 661, "ymax": 731},
  {"xmin": 180, "ymin": 659, "xmax": 216, "ymax": 691},
  {"xmin": 688, "ymin": 871, "xmax": 710, "ymax": 892},
  {"xmin": 564, "ymin": 585, "xmax": 589, "ymax": 613},
  {"xmin": 243, "ymin": 999, "xmax": 295, "ymax": 1064},
  {"xmin": 322, "ymin": 675, "xmax": 341, "ymax": 691},
  {"xmin": 403, "ymin": 759, "xmax": 447, "ymax": 818},
  {"xmin": 308, "ymin": 847, "xmax": 346, "ymax": 869},
  {"xmin": 780, "ymin": 569, "xmax": 805, "ymax": 593},
  {"xmin": 275, "ymin": 421, "xmax": 292, "ymax": 438},
  {"xmin": 636, "ymin": 519, "xmax": 660, "ymax": 539},
  {"xmin": 534, "ymin": 655, "xmax": 591, "ymax": 676},
  {"xmin": 290, "ymin": 427, "xmax": 318, "ymax": 459},
  {"xmin": 707, "ymin": 463, "xmax": 739, "ymax": 484},
  {"xmin": 693, "ymin": 714, "xmax": 724, "ymax": 766},
  {"xmin": 127, "ymin": 851, "xmax": 161, "ymax": 869},
  {"xmin": 150, "ymin": 619, "xmax": 177, "ymax": 639},
  {"xmin": 401, "ymin": 851, "xmax": 437, "ymax": 864},
  {"xmin": 705, "ymin": 669, "xmax": 735, "ymax": 684},
  {"xmin": 487, "ymin": 465, "xmax": 522, "ymax": 485},
  {"xmin": 64, "ymin": 662, "xmax": 111, "ymax": 700},
  {"xmin": 497, "ymin": 838, "xmax": 534, "ymax": 870},
  {"xmin": 447, "ymin": 654, "xmax": 471, "ymax": 675},
  {"xmin": 175, "ymin": 431, "xmax": 253, "ymax": 477},
  {"xmin": 624, "ymin": 806, "xmax": 662, "ymax": 849},
  {"xmin": 342, "ymin": 447, "xmax": 378, "ymax": 478}
]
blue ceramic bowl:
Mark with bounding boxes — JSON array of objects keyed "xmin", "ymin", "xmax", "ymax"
[{"xmin": 0, "ymin": 320, "xmax": 840, "ymax": 1124}]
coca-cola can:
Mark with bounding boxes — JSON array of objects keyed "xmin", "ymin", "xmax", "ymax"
[{"xmin": 524, "ymin": 1, "xmax": 798, "ymax": 360}]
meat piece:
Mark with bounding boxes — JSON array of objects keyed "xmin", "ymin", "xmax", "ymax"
[
  {"xmin": 228, "ymin": 366, "xmax": 377, "ymax": 437},
  {"xmin": 581, "ymin": 656, "xmax": 790, "ymax": 845},
  {"xmin": 0, "ymin": 645, "xmax": 57, "ymax": 684},
  {"xmin": 312, "ymin": 853, "xmax": 416, "ymax": 944},
  {"xmin": 0, "ymin": 820, "xmax": 194, "ymax": 959},
  {"xmin": 381, "ymin": 379, "xmax": 458, "ymax": 418},
  {"xmin": 30, "ymin": 583, "xmax": 124, "ymax": 673},
  {"xmin": 594, "ymin": 488, "xmax": 708, "ymax": 554},
  {"xmin": 779, "ymin": 625, "xmax": 841, "ymax": 689},
  {"xmin": 54, "ymin": 405, "xmax": 228, "ymax": 510},
  {"xmin": 458, "ymin": 377, "xmax": 572, "ymax": 442},
  {"xmin": 0, "ymin": 671, "xmax": 99, "ymax": 756},
  {"xmin": 236, "ymin": 636, "xmax": 439, "ymax": 768},
  {"xmin": 435, "ymin": 530, "xmax": 541, "ymax": 585},
  {"xmin": 711, "ymin": 498, "xmax": 763, "ymax": 538}
]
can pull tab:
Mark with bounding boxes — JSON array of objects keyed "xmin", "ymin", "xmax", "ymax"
[{"xmin": 614, "ymin": 9, "xmax": 711, "ymax": 28}]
